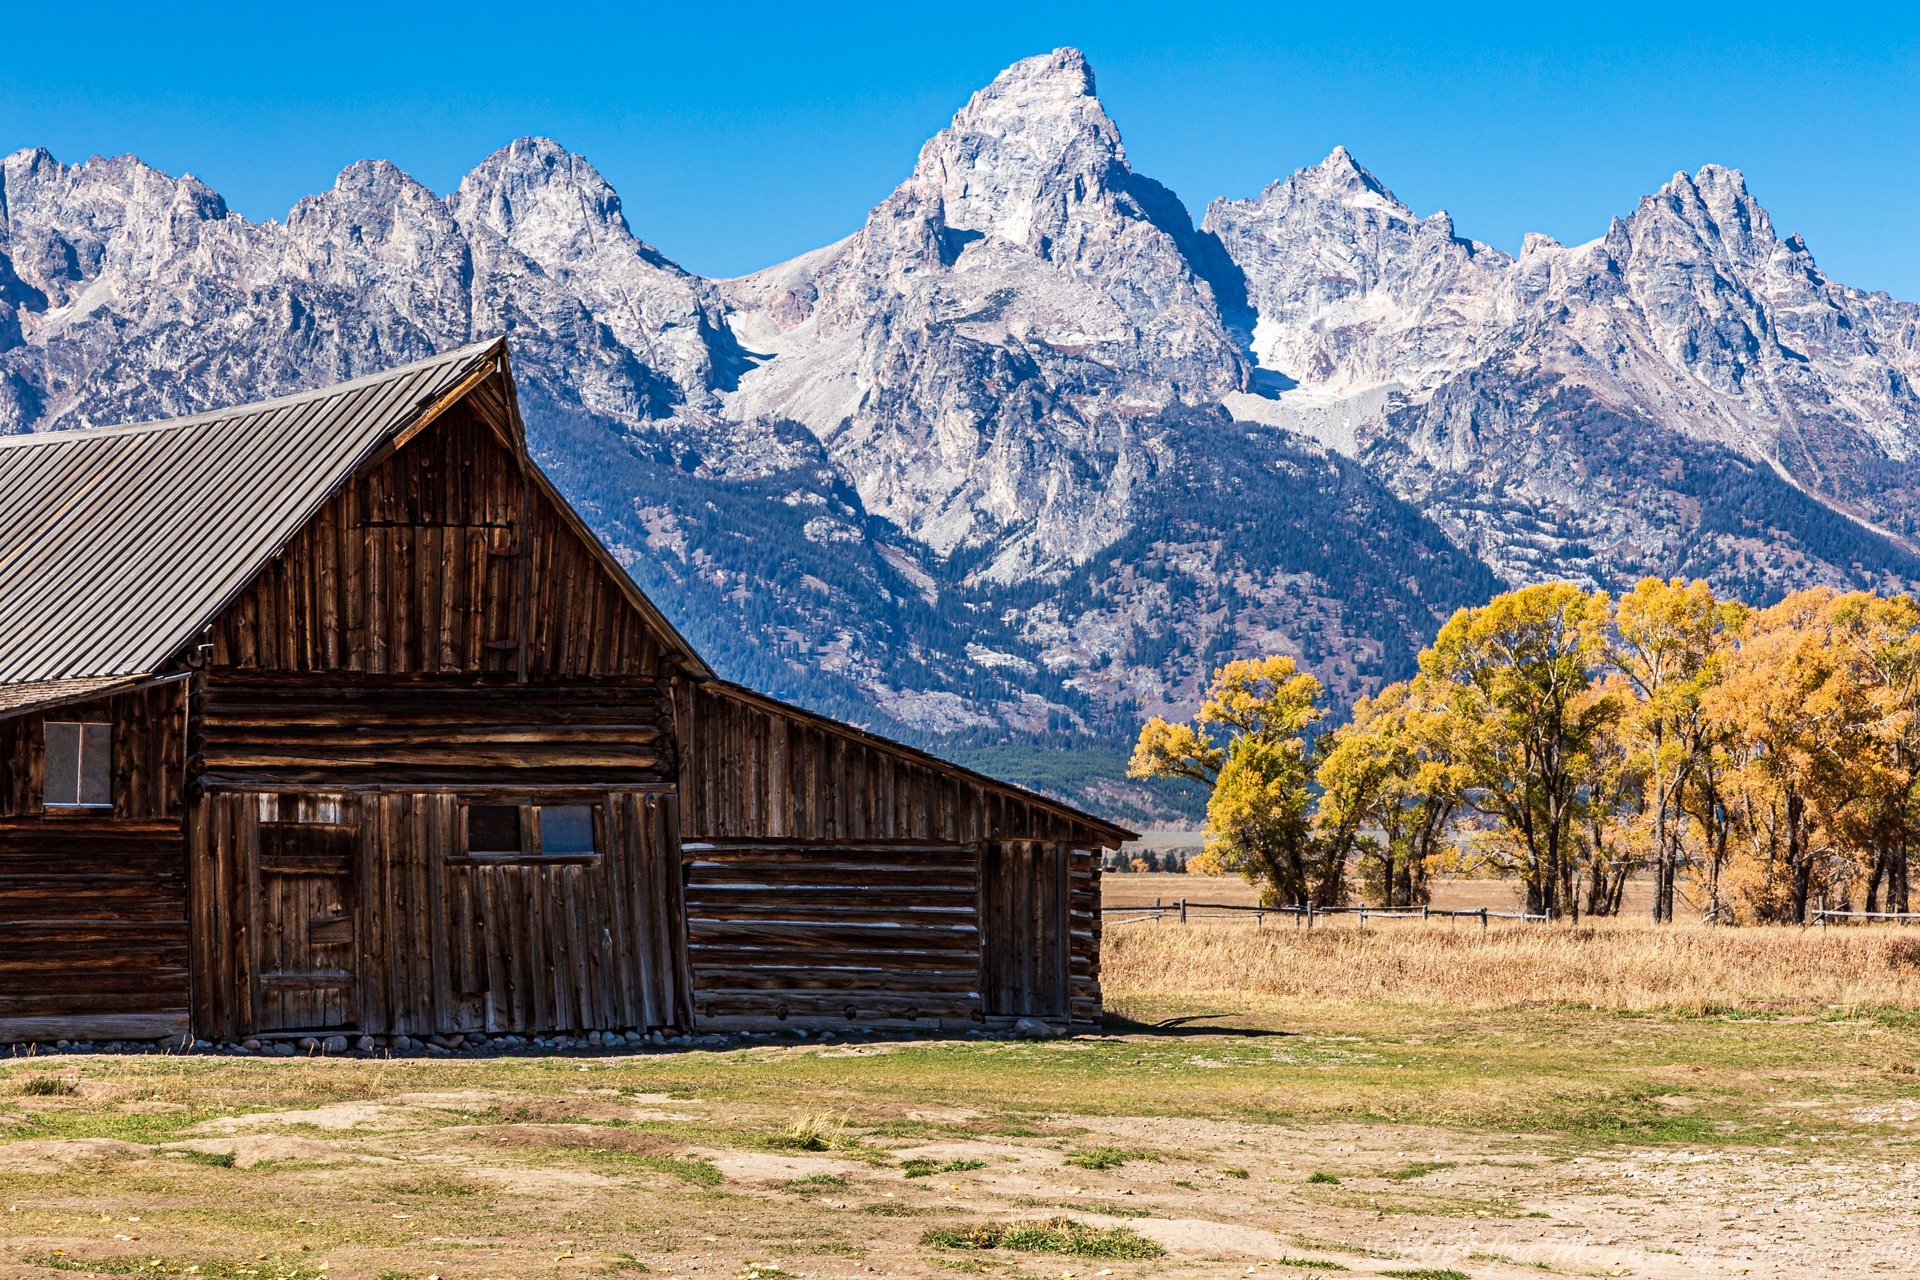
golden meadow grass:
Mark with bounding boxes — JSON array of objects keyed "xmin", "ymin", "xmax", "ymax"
[{"xmin": 1101, "ymin": 916, "xmax": 1920, "ymax": 1013}]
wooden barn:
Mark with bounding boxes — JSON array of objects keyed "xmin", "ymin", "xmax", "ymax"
[{"xmin": 0, "ymin": 340, "xmax": 1129, "ymax": 1046}]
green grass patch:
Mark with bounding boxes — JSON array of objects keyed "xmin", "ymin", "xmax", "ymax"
[
  {"xmin": 1382, "ymin": 1160, "xmax": 1456, "ymax": 1181},
  {"xmin": 1308, "ymin": 1186, "xmax": 1528, "ymax": 1218},
  {"xmin": 1381, "ymin": 1270, "xmax": 1471, "ymax": 1280},
  {"xmin": 921, "ymin": 1217, "xmax": 1166, "ymax": 1260},
  {"xmin": 782, "ymin": 1173, "xmax": 849, "ymax": 1192},
  {"xmin": 1275, "ymin": 1259, "xmax": 1348, "ymax": 1272},
  {"xmin": 169, "ymin": 1149, "xmax": 238, "ymax": 1169},
  {"xmin": 574, "ymin": 1151, "xmax": 724, "ymax": 1187},
  {"xmin": 15, "ymin": 1075, "xmax": 80, "ymax": 1097},
  {"xmin": 903, "ymin": 1157, "xmax": 988, "ymax": 1178},
  {"xmin": 1306, "ymin": 1171, "xmax": 1341, "ymax": 1185},
  {"xmin": 1062, "ymin": 1145, "xmax": 1153, "ymax": 1170}
]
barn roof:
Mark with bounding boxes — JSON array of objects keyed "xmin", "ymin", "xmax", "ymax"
[
  {"xmin": 0, "ymin": 338, "xmax": 706, "ymax": 693},
  {"xmin": 0, "ymin": 342, "xmax": 1129, "ymax": 840}
]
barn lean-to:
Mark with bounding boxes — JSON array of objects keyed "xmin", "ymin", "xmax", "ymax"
[{"xmin": 0, "ymin": 339, "xmax": 1126, "ymax": 1046}]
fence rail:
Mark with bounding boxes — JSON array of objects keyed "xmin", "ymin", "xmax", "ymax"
[
  {"xmin": 1100, "ymin": 899, "xmax": 1550, "ymax": 928},
  {"xmin": 1812, "ymin": 909, "xmax": 1920, "ymax": 926}
]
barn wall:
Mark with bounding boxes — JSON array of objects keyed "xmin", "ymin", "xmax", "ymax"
[
  {"xmin": 206, "ymin": 405, "xmax": 676, "ymax": 681},
  {"xmin": 189, "ymin": 788, "xmax": 686, "ymax": 1040},
  {"xmin": 194, "ymin": 673, "xmax": 674, "ymax": 790},
  {"xmin": 684, "ymin": 839, "xmax": 983, "ymax": 1030},
  {"xmin": 676, "ymin": 682, "xmax": 1111, "ymax": 1028},
  {"xmin": 0, "ymin": 683, "xmax": 190, "ymax": 1040},
  {"xmin": 184, "ymin": 396, "xmax": 693, "ymax": 1040}
]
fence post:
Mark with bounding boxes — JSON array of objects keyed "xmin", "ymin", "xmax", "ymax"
[
  {"xmin": 1479, "ymin": 907, "xmax": 1488, "ymax": 932},
  {"xmin": 1179, "ymin": 898, "xmax": 1188, "ymax": 925},
  {"xmin": 1422, "ymin": 904, "xmax": 1430, "ymax": 921},
  {"xmin": 1307, "ymin": 901, "xmax": 1315, "ymax": 929},
  {"xmin": 1359, "ymin": 907, "xmax": 1367, "ymax": 927}
]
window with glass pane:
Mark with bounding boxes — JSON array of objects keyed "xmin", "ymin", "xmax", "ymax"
[
  {"xmin": 467, "ymin": 805, "xmax": 524, "ymax": 854},
  {"xmin": 43, "ymin": 722, "xmax": 111, "ymax": 808},
  {"xmin": 539, "ymin": 806, "xmax": 597, "ymax": 855}
]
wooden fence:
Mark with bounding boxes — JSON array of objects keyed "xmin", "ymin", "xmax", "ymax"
[
  {"xmin": 1101, "ymin": 899, "xmax": 1551, "ymax": 928},
  {"xmin": 1811, "ymin": 909, "xmax": 1920, "ymax": 927}
]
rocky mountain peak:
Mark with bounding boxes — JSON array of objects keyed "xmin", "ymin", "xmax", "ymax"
[
  {"xmin": 452, "ymin": 137, "xmax": 664, "ymax": 271},
  {"xmin": 900, "ymin": 45, "xmax": 1129, "ymax": 251},
  {"xmin": 1294, "ymin": 145, "xmax": 1403, "ymax": 210}
]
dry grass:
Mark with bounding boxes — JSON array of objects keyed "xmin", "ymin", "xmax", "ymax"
[{"xmin": 1102, "ymin": 916, "xmax": 1920, "ymax": 1013}]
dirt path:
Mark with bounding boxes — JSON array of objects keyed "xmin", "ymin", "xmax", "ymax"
[{"xmin": 1, "ymin": 1060, "xmax": 1914, "ymax": 1279}]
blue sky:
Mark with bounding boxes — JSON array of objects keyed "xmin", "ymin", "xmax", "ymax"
[{"xmin": 4, "ymin": 3, "xmax": 1916, "ymax": 296}]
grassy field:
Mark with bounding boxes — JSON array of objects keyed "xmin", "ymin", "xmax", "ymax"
[{"xmin": 2, "ymin": 924, "xmax": 1918, "ymax": 1279}]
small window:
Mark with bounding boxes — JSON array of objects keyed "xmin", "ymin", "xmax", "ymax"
[
  {"xmin": 467, "ymin": 805, "xmax": 524, "ymax": 854},
  {"xmin": 540, "ymin": 806, "xmax": 597, "ymax": 855},
  {"xmin": 463, "ymin": 804, "xmax": 600, "ymax": 858},
  {"xmin": 44, "ymin": 722, "xmax": 112, "ymax": 808}
]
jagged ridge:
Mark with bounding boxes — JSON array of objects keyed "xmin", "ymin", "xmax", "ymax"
[{"xmin": 3, "ymin": 47, "xmax": 1918, "ymax": 821}]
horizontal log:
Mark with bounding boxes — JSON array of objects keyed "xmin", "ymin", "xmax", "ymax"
[
  {"xmin": 0, "ymin": 1013, "xmax": 188, "ymax": 1042},
  {"xmin": 685, "ymin": 867, "xmax": 979, "ymax": 888},
  {"xmin": 0, "ymin": 986, "xmax": 191, "ymax": 1012},
  {"xmin": 686, "ymin": 945, "xmax": 983, "ymax": 971},
  {"xmin": 683, "ymin": 905, "xmax": 977, "ymax": 927},
  {"xmin": 207, "ymin": 672, "xmax": 667, "ymax": 696},
  {"xmin": 686, "ymin": 844, "xmax": 974, "ymax": 865},
  {"xmin": 694, "ymin": 990, "xmax": 980, "ymax": 1016},
  {"xmin": 689, "ymin": 968, "xmax": 979, "ymax": 994},
  {"xmin": 201, "ymin": 746, "xmax": 662, "ymax": 769},
  {"xmin": 198, "ymin": 766, "xmax": 670, "ymax": 788},
  {"xmin": 684, "ymin": 920, "xmax": 978, "ymax": 946},
  {"xmin": 0, "ymin": 818, "xmax": 181, "ymax": 836}
]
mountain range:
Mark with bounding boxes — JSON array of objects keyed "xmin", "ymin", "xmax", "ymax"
[{"xmin": 4, "ymin": 47, "xmax": 1917, "ymax": 821}]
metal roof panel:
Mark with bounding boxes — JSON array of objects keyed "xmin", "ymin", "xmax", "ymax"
[{"xmin": 0, "ymin": 341, "xmax": 501, "ymax": 683}]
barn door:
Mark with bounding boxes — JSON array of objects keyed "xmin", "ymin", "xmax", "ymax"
[
  {"xmin": 981, "ymin": 840, "xmax": 1070, "ymax": 1020},
  {"xmin": 254, "ymin": 819, "xmax": 360, "ymax": 1031}
]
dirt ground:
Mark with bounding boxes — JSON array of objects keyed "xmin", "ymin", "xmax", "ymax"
[{"xmin": 1, "ymin": 1003, "xmax": 1916, "ymax": 1280}]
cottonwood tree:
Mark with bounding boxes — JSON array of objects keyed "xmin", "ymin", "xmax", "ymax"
[
  {"xmin": 1314, "ymin": 679, "xmax": 1461, "ymax": 907},
  {"xmin": 1824, "ymin": 592, "xmax": 1920, "ymax": 914},
  {"xmin": 1420, "ymin": 584, "xmax": 1619, "ymax": 917},
  {"xmin": 1609, "ymin": 578, "xmax": 1747, "ymax": 921},
  {"xmin": 1705, "ymin": 589, "xmax": 1859, "ymax": 922},
  {"xmin": 1128, "ymin": 656, "xmax": 1338, "ymax": 906}
]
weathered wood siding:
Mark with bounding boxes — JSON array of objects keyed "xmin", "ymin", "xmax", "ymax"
[
  {"xmin": 206, "ymin": 405, "xmax": 676, "ymax": 681},
  {"xmin": 684, "ymin": 839, "xmax": 982, "ymax": 1029},
  {"xmin": 194, "ymin": 674, "xmax": 673, "ymax": 790},
  {"xmin": 0, "ymin": 683, "xmax": 190, "ymax": 1040},
  {"xmin": 1068, "ymin": 845, "xmax": 1102, "ymax": 1025},
  {"xmin": 677, "ymin": 683, "xmax": 1111, "ymax": 1027},
  {"xmin": 981, "ymin": 840, "xmax": 1068, "ymax": 1019},
  {"xmin": 189, "ymin": 789, "xmax": 686, "ymax": 1040}
]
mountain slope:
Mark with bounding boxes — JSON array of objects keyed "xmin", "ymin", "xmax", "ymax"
[
  {"xmin": 1205, "ymin": 152, "xmax": 1920, "ymax": 593},
  {"xmin": 4, "ymin": 48, "xmax": 1919, "ymax": 822}
]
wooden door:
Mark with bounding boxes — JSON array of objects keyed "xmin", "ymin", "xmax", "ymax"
[
  {"xmin": 981, "ymin": 840, "xmax": 1070, "ymax": 1020},
  {"xmin": 254, "ymin": 820, "xmax": 359, "ymax": 1031}
]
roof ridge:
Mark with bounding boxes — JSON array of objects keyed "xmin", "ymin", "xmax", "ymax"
[{"xmin": 0, "ymin": 337, "xmax": 504, "ymax": 450}]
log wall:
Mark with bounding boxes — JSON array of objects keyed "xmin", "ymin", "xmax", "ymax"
[
  {"xmin": 676, "ymin": 682, "xmax": 1113, "ymax": 1028},
  {"xmin": 0, "ymin": 683, "xmax": 190, "ymax": 1040},
  {"xmin": 684, "ymin": 839, "xmax": 982, "ymax": 1030},
  {"xmin": 189, "ymin": 788, "xmax": 685, "ymax": 1040},
  {"xmin": 194, "ymin": 673, "xmax": 674, "ymax": 790}
]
